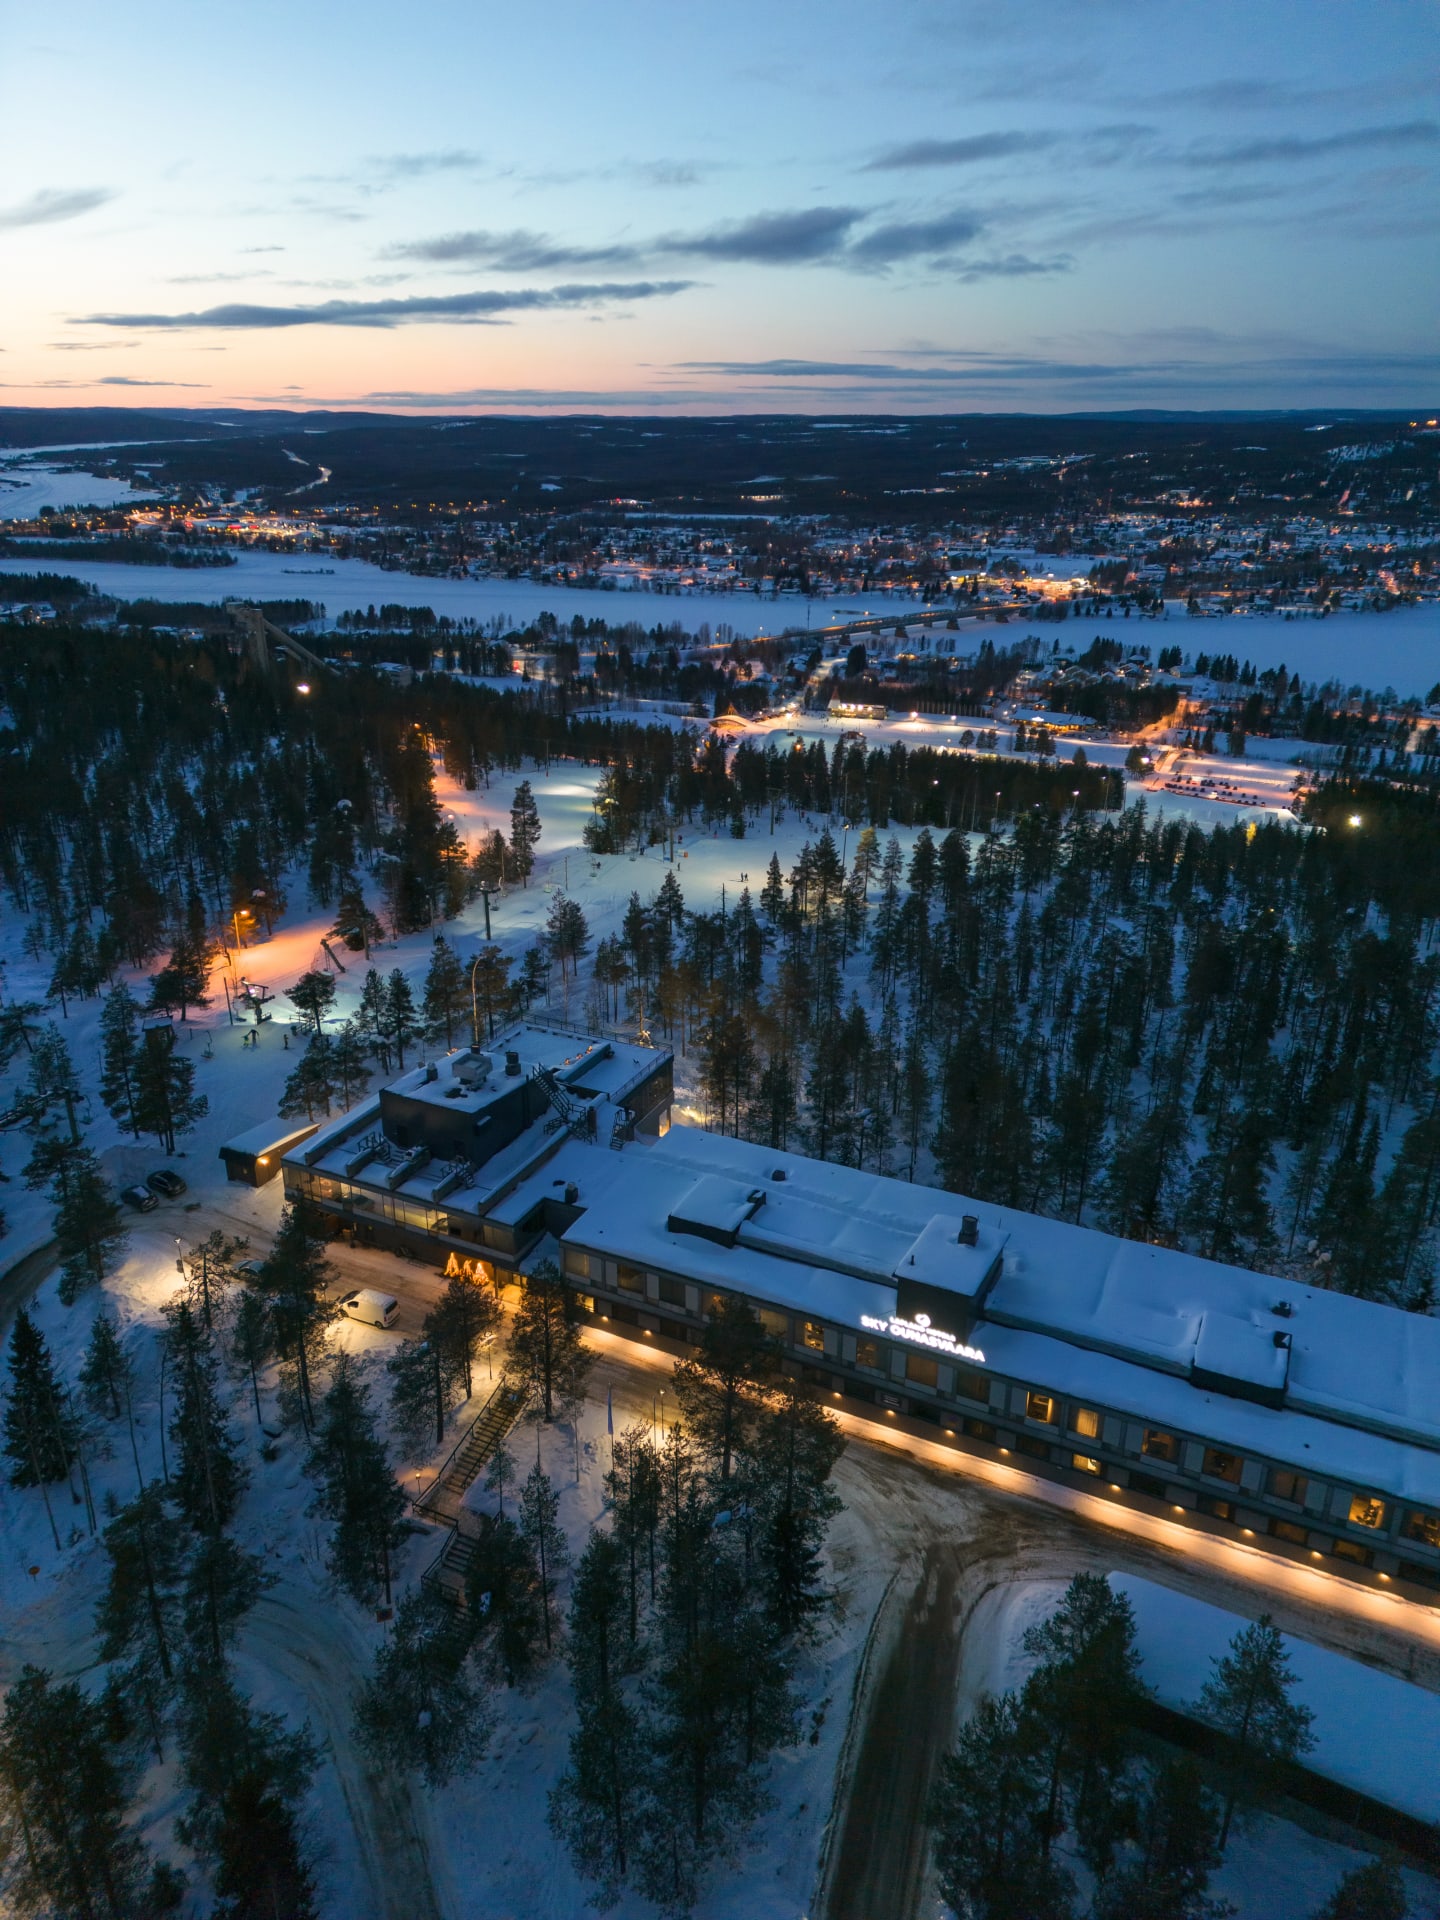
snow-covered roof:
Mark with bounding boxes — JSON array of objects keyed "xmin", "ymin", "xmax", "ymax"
[
  {"xmin": 220, "ymin": 1117, "xmax": 320, "ymax": 1159},
  {"xmin": 386, "ymin": 1024, "xmax": 665, "ymax": 1122},
  {"xmin": 562, "ymin": 1125, "xmax": 1440, "ymax": 1502}
]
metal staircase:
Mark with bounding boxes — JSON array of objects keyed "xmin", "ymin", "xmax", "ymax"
[{"xmin": 416, "ymin": 1381, "xmax": 528, "ymax": 1608}]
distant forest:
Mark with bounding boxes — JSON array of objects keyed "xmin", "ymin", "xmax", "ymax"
[{"xmin": 2, "ymin": 620, "xmax": 1439, "ymax": 1314}]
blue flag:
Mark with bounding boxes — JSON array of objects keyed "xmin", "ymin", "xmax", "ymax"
[{"xmin": 607, "ymin": 1387, "xmax": 613, "ymax": 1436}]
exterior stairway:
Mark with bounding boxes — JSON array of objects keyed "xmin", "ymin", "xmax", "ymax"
[{"xmin": 415, "ymin": 1380, "xmax": 528, "ymax": 1608}]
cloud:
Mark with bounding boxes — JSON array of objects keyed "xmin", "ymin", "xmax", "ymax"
[
  {"xmin": 955, "ymin": 252, "xmax": 1073, "ymax": 281},
  {"xmin": 657, "ymin": 206, "xmax": 863, "ymax": 263},
  {"xmin": 848, "ymin": 210, "xmax": 987, "ymax": 264},
  {"xmin": 167, "ymin": 271, "xmax": 270, "ymax": 284},
  {"xmin": 0, "ymin": 186, "xmax": 114, "ymax": 230},
  {"xmin": 864, "ymin": 131, "xmax": 1053, "ymax": 171},
  {"xmin": 0, "ymin": 375, "xmax": 207, "ymax": 389},
  {"xmin": 387, "ymin": 228, "xmax": 644, "ymax": 271},
  {"xmin": 97, "ymin": 376, "xmax": 208, "ymax": 387},
  {"xmin": 370, "ymin": 149, "xmax": 484, "ymax": 177},
  {"xmin": 1181, "ymin": 120, "xmax": 1440, "ymax": 168},
  {"xmin": 630, "ymin": 160, "xmax": 704, "ymax": 188},
  {"xmin": 73, "ymin": 281, "xmax": 694, "ymax": 329}
]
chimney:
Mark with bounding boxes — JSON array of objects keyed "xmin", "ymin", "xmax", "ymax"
[{"xmin": 959, "ymin": 1215, "xmax": 979, "ymax": 1246}]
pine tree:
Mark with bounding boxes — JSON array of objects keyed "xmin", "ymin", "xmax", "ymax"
[
  {"xmin": 1021, "ymin": 1572, "xmax": 1148, "ymax": 1874},
  {"xmin": 99, "ymin": 980, "xmax": 144, "ymax": 1137},
  {"xmin": 672, "ymin": 1294, "xmax": 780, "ymax": 1484},
  {"xmin": 307, "ymin": 1356, "xmax": 408, "ymax": 1608},
  {"xmin": 519, "ymin": 1461, "xmax": 569, "ymax": 1651},
  {"xmin": 329, "ymin": 1017, "xmax": 373, "ymax": 1109},
  {"xmin": 506, "ymin": 1260, "xmax": 591, "ymax": 1423},
  {"xmin": 468, "ymin": 1511, "xmax": 547, "ymax": 1683},
  {"xmin": 929, "ymin": 1692, "xmax": 1075, "ymax": 1920},
  {"xmin": 180, "ymin": 1228, "xmax": 249, "ymax": 1332},
  {"xmin": 426, "ymin": 1268, "xmax": 497, "ymax": 1400},
  {"xmin": 605, "ymin": 1424, "xmax": 662, "ymax": 1641},
  {"xmin": 422, "ymin": 932, "xmax": 467, "ymax": 1049},
  {"xmin": 231, "ymin": 1287, "xmax": 273, "ymax": 1427},
  {"xmin": 285, "ymin": 969, "xmax": 337, "ymax": 1036},
  {"xmin": 133, "ymin": 1035, "xmax": 208, "ymax": 1155},
  {"xmin": 278, "ymin": 1033, "xmax": 338, "ymax": 1122},
  {"xmin": 254, "ymin": 1204, "xmax": 337, "ymax": 1434},
  {"xmin": 3, "ymin": 1306, "xmax": 74, "ymax": 1487},
  {"xmin": 387, "ymin": 1335, "xmax": 457, "ymax": 1453},
  {"xmin": 1093, "ymin": 1756, "xmax": 1227, "ymax": 1920},
  {"xmin": 1312, "ymin": 1859, "xmax": 1408, "ymax": 1920},
  {"xmin": 1197, "ymin": 1611, "xmax": 1315, "ymax": 1847},
  {"xmin": 0, "ymin": 1663, "xmax": 157, "ymax": 1918},
  {"xmin": 509, "ymin": 779, "xmax": 542, "ymax": 886},
  {"xmin": 353, "ymin": 1588, "xmax": 491, "ymax": 1787},
  {"xmin": 79, "ymin": 1309, "xmax": 128, "ymax": 1421},
  {"xmin": 95, "ymin": 1483, "xmax": 183, "ymax": 1759},
  {"xmin": 549, "ymin": 1530, "xmax": 646, "ymax": 1908},
  {"xmin": 469, "ymin": 943, "xmax": 511, "ymax": 1041},
  {"xmin": 27, "ymin": 1022, "xmax": 82, "ymax": 1141},
  {"xmin": 176, "ymin": 1666, "xmax": 317, "ymax": 1898},
  {"xmin": 149, "ymin": 895, "xmax": 213, "ymax": 1020},
  {"xmin": 182, "ymin": 1531, "xmax": 267, "ymax": 1668},
  {"xmin": 357, "ymin": 966, "xmax": 392, "ymax": 1068},
  {"xmin": 165, "ymin": 1301, "xmax": 247, "ymax": 1534},
  {"xmin": 332, "ymin": 877, "xmax": 384, "ymax": 957},
  {"xmin": 751, "ymin": 1380, "xmax": 845, "ymax": 1636}
]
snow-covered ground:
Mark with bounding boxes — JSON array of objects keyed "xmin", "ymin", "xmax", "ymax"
[{"xmin": 0, "ymin": 457, "xmax": 160, "ymax": 519}]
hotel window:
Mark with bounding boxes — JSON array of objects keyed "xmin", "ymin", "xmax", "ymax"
[
  {"xmin": 1403, "ymin": 1510, "xmax": 1440, "ymax": 1550},
  {"xmin": 1267, "ymin": 1467, "xmax": 1307, "ymax": 1505},
  {"xmin": 562, "ymin": 1247, "xmax": 593, "ymax": 1280},
  {"xmin": 801, "ymin": 1320, "xmax": 826, "ymax": 1354},
  {"xmin": 657, "ymin": 1275, "xmax": 687, "ymax": 1309},
  {"xmin": 616, "ymin": 1263, "xmax": 645, "ymax": 1295},
  {"xmin": 576, "ymin": 1293, "xmax": 596, "ymax": 1316},
  {"xmin": 1026, "ymin": 1391, "xmax": 1056, "ymax": 1425},
  {"xmin": 855, "ymin": 1337, "xmax": 882, "ymax": 1372},
  {"xmin": 1142, "ymin": 1429, "xmax": 1178, "ymax": 1463},
  {"xmin": 953, "ymin": 1366, "xmax": 989, "ymax": 1403},
  {"xmin": 1072, "ymin": 1453, "xmax": 1102, "ymax": 1475},
  {"xmin": 906, "ymin": 1352, "xmax": 939, "ymax": 1390},
  {"xmin": 1272, "ymin": 1520, "xmax": 1308, "ymax": 1546},
  {"xmin": 1332, "ymin": 1539, "xmax": 1373, "ymax": 1567},
  {"xmin": 1348, "ymin": 1493, "xmax": 1387, "ymax": 1531},
  {"xmin": 1070, "ymin": 1406, "xmax": 1101, "ymax": 1441},
  {"xmin": 1202, "ymin": 1448, "xmax": 1243, "ymax": 1486},
  {"xmin": 758, "ymin": 1308, "xmax": 789, "ymax": 1342}
]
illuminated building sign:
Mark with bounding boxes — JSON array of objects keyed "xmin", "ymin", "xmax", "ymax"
[{"xmin": 860, "ymin": 1311, "xmax": 985, "ymax": 1364}]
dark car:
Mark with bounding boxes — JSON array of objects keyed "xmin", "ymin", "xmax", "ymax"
[
  {"xmin": 146, "ymin": 1169, "xmax": 187, "ymax": 1199},
  {"xmin": 121, "ymin": 1183, "xmax": 159, "ymax": 1213}
]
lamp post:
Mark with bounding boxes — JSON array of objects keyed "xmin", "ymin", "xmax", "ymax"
[{"xmin": 478, "ymin": 878, "xmax": 498, "ymax": 941}]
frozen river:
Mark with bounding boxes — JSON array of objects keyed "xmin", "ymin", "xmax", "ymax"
[{"xmin": 0, "ymin": 540, "xmax": 1436, "ymax": 696}]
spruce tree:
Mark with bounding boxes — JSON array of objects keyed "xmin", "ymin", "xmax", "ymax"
[
  {"xmin": 422, "ymin": 932, "xmax": 467, "ymax": 1048},
  {"xmin": 211, "ymin": 1768, "xmax": 319, "ymax": 1920},
  {"xmin": 176, "ymin": 1666, "xmax": 317, "ymax": 1897},
  {"xmin": 307, "ymin": 1357, "xmax": 408, "ymax": 1608},
  {"xmin": 468, "ymin": 1511, "xmax": 547, "ymax": 1683},
  {"xmin": 357, "ymin": 965, "xmax": 392, "ymax": 1068},
  {"xmin": 506, "ymin": 1259, "xmax": 591, "ymax": 1423},
  {"xmin": 0, "ymin": 1663, "xmax": 157, "ymax": 1918},
  {"xmin": 1197, "ymin": 1612, "xmax": 1315, "ymax": 1847},
  {"xmin": 518, "ymin": 1460, "xmax": 569, "ymax": 1651},
  {"xmin": 278, "ymin": 1033, "xmax": 338, "ymax": 1122},
  {"xmin": 385, "ymin": 968, "xmax": 422, "ymax": 1069},
  {"xmin": 98, "ymin": 980, "xmax": 144, "ymax": 1137},
  {"xmin": 333, "ymin": 876, "xmax": 384, "ymax": 957},
  {"xmin": 166, "ymin": 1301, "xmax": 247, "ymax": 1534},
  {"xmin": 750, "ymin": 1380, "xmax": 844, "ymax": 1637},
  {"xmin": 133, "ymin": 1037, "xmax": 208, "ymax": 1156},
  {"xmin": 469, "ymin": 943, "xmax": 511, "ymax": 1041},
  {"xmin": 53, "ymin": 1144, "xmax": 129, "ymax": 1304},
  {"xmin": 27, "ymin": 1023, "xmax": 82, "ymax": 1141},
  {"xmin": 509, "ymin": 779, "xmax": 542, "ymax": 885},
  {"xmin": 1093, "ymin": 1756, "xmax": 1226, "ymax": 1920},
  {"xmin": 426, "ymin": 1268, "xmax": 497, "ymax": 1400},
  {"xmin": 183, "ymin": 1532, "xmax": 268, "ymax": 1668},
  {"xmin": 3, "ymin": 1306, "xmax": 73, "ymax": 1487}
]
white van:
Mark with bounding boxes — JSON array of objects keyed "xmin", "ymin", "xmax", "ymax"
[{"xmin": 337, "ymin": 1287, "xmax": 400, "ymax": 1329}]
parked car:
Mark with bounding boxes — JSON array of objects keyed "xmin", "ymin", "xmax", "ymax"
[
  {"xmin": 337, "ymin": 1287, "xmax": 400, "ymax": 1329},
  {"xmin": 120, "ymin": 1183, "xmax": 158, "ymax": 1213},
  {"xmin": 146, "ymin": 1169, "xmax": 187, "ymax": 1198},
  {"xmin": 235, "ymin": 1257, "xmax": 266, "ymax": 1280}
]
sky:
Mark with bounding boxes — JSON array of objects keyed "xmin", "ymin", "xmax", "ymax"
[{"xmin": 1, "ymin": 0, "xmax": 1437, "ymax": 415}]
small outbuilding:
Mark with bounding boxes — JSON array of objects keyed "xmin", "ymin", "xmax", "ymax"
[{"xmin": 220, "ymin": 1119, "xmax": 319, "ymax": 1187}]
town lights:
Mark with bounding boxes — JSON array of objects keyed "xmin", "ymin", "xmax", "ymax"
[{"xmin": 1348, "ymin": 814, "xmax": 1362, "ymax": 828}]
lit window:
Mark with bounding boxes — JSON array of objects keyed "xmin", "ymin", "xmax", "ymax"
[
  {"xmin": 1348, "ymin": 1494, "xmax": 1386, "ymax": 1531},
  {"xmin": 1072, "ymin": 1453, "xmax": 1102, "ymax": 1475},
  {"xmin": 1202, "ymin": 1447, "xmax": 1243, "ymax": 1485},
  {"xmin": 802, "ymin": 1320, "xmax": 826, "ymax": 1353},
  {"xmin": 1403, "ymin": 1510, "xmax": 1440, "ymax": 1549},
  {"xmin": 1071, "ymin": 1406, "xmax": 1100, "ymax": 1440},
  {"xmin": 577, "ymin": 1293, "xmax": 595, "ymax": 1315},
  {"xmin": 758, "ymin": 1308, "xmax": 789, "ymax": 1341},
  {"xmin": 1142, "ymin": 1429, "xmax": 1178, "ymax": 1463},
  {"xmin": 855, "ymin": 1337, "xmax": 882, "ymax": 1371},
  {"xmin": 1267, "ymin": 1467, "xmax": 1307, "ymax": 1505},
  {"xmin": 1026, "ymin": 1391, "xmax": 1056, "ymax": 1425}
]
